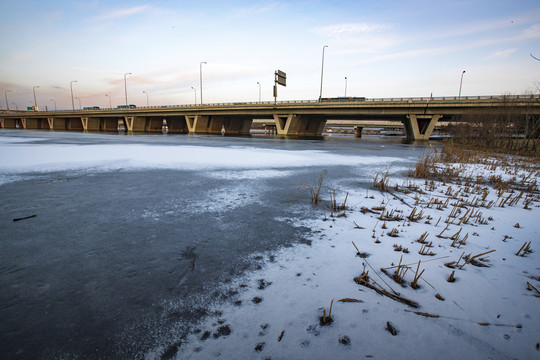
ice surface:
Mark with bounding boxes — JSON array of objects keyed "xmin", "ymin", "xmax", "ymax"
[
  {"xmin": 0, "ymin": 136, "xmax": 402, "ymax": 177},
  {"xmin": 3, "ymin": 132, "xmax": 537, "ymax": 359}
]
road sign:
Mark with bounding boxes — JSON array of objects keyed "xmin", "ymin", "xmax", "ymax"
[{"xmin": 275, "ymin": 70, "xmax": 286, "ymax": 87}]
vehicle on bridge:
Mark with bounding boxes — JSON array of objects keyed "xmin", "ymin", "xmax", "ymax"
[
  {"xmin": 320, "ymin": 97, "xmax": 366, "ymax": 102},
  {"xmin": 83, "ymin": 106, "xmax": 100, "ymax": 110},
  {"xmin": 117, "ymin": 104, "xmax": 136, "ymax": 109}
]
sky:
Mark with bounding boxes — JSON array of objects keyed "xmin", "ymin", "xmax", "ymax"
[{"xmin": 1, "ymin": 0, "xmax": 540, "ymax": 110}]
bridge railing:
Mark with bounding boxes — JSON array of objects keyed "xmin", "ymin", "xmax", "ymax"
[{"xmin": 3, "ymin": 94, "xmax": 538, "ymax": 113}]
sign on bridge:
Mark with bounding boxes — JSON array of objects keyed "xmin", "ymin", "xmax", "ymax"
[{"xmin": 275, "ymin": 70, "xmax": 286, "ymax": 86}]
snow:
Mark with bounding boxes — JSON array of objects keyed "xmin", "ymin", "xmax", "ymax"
[{"xmin": 160, "ymin": 153, "xmax": 540, "ymax": 360}]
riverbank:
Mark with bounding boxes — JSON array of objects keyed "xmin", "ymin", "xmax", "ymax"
[{"xmin": 171, "ymin": 148, "xmax": 540, "ymax": 360}]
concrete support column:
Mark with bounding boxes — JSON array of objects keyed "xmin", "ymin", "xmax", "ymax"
[
  {"xmin": 0, "ymin": 118, "xmax": 4, "ymax": 128},
  {"xmin": 47, "ymin": 117, "xmax": 54, "ymax": 130},
  {"xmin": 20, "ymin": 118, "xmax": 27, "ymax": 129},
  {"xmin": 123, "ymin": 116, "xmax": 134, "ymax": 133},
  {"xmin": 81, "ymin": 117, "xmax": 88, "ymax": 132},
  {"xmin": 264, "ymin": 125, "xmax": 276, "ymax": 135},
  {"xmin": 403, "ymin": 114, "xmax": 441, "ymax": 141},
  {"xmin": 354, "ymin": 126, "xmax": 363, "ymax": 138},
  {"xmin": 273, "ymin": 114, "xmax": 326, "ymax": 136}
]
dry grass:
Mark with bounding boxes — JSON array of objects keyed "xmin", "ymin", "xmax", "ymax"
[
  {"xmin": 320, "ymin": 299, "xmax": 334, "ymax": 325},
  {"xmin": 295, "ymin": 169, "xmax": 327, "ymax": 204},
  {"xmin": 516, "ymin": 241, "xmax": 533, "ymax": 257},
  {"xmin": 373, "ymin": 170, "xmax": 391, "ymax": 192}
]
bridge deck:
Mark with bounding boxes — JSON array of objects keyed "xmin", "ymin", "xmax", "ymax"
[{"xmin": 1, "ymin": 95, "xmax": 538, "ymax": 140}]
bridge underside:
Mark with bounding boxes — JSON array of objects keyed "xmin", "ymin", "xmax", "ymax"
[
  {"xmin": 273, "ymin": 114, "xmax": 326, "ymax": 136},
  {"xmin": 0, "ymin": 113, "xmax": 443, "ymax": 140},
  {"xmin": 185, "ymin": 115, "xmax": 253, "ymax": 135}
]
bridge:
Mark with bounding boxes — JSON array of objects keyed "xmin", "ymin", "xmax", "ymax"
[{"xmin": 1, "ymin": 95, "xmax": 539, "ymax": 141}]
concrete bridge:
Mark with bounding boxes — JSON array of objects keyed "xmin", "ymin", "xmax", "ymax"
[{"xmin": 1, "ymin": 95, "xmax": 539, "ymax": 141}]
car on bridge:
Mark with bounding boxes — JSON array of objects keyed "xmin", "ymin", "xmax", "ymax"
[
  {"xmin": 117, "ymin": 104, "xmax": 136, "ymax": 109},
  {"xmin": 320, "ymin": 97, "xmax": 366, "ymax": 102}
]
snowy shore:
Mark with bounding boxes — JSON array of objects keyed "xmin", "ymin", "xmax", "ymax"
[{"xmin": 167, "ymin": 151, "xmax": 540, "ymax": 360}]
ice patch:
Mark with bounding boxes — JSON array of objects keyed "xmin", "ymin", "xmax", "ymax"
[
  {"xmin": 208, "ymin": 169, "xmax": 293, "ymax": 180},
  {"xmin": 191, "ymin": 184, "xmax": 262, "ymax": 214}
]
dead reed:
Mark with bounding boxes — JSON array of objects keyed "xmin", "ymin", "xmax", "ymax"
[
  {"xmin": 295, "ymin": 169, "xmax": 327, "ymax": 204},
  {"xmin": 320, "ymin": 299, "xmax": 334, "ymax": 325},
  {"xmin": 516, "ymin": 241, "xmax": 532, "ymax": 257}
]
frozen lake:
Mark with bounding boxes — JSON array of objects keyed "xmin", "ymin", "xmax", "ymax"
[{"xmin": 0, "ymin": 130, "xmax": 427, "ymax": 359}]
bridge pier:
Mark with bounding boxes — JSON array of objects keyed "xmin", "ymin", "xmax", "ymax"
[
  {"xmin": 403, "ymin": 114, "xmax": 441, "ymax": 141},
  {"xmin": 354, "ymin": 126, "xmax": 363, "ymax": 138},
  {"xmin": 81, "ymin": 117, "xmax": 88, "ymax": 132},
  {"xmin": 273, "ymin": 114, "xmax": 326, "ymax": 136}
]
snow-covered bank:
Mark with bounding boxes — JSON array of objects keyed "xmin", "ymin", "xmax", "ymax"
[{"xmin": 167, "ymin": 153, "xmax": 540, "ymax": 360}]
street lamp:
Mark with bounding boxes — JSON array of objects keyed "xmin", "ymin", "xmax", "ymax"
[
  {"xmin": 5, "ymin": 89, "xmax": 11, "ymax": 111},
  {"xmin": 191, "ymin": 86, "xmax": 197, "ymax": 104},
  {"xmin": 33, "ymin": 86, "xmax": 40, "ymax": 109},
  {"xmin": 319, "ymin": 45, "xmax": 328, "ymax": 101},
  {"xmin": 200, "ymin": 61, "xmax": 207, "ymax": 105},
  {"xmin": 344, "ymin": 77, "xmax": 348, "ymax": 97},
  {"xmin": 50, "ymin": 99, "xmax": 56, "ymax": 111},
  {"xmin": 143, "ymin": 90, "xmax": 149, "ymax": 106},
  {"xmin": 105, "ymin": 94, "xmax": 112, "ymax": 108},
  {"xmin": 458, "ymin": 70, "xmax": 466, "ymax": 99},
  {"xmin": 257, "ymin": 82, "xmax": 261, "ymax": 103},
  {"xmin": 124, "ymin": 72, "xmax": 131, "ymax": 105},
  {"xmin": 70, "ymin": 80, "xmax": 77, "ymax": 110}
]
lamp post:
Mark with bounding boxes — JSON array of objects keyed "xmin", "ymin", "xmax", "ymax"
[
  {"xmin": 143, "ymin": 90, "xmax": 149, "ymax": 106},
  {"xmin": 458, "ymin": 70, "xmax": 466, "ymax": 99},
  {"xmin": 200, "ymin": 61, "xmax": 207, "ymax": 105},
  {"xmin": 33, "ymin": 86, "xmax": 40, "ymax": 110},
  {"xmin": 191, "ymin": 86, "xmax": 197, "ymax": 105},
  {"xmin": 124, "ymin": 72, "xmax": 131, "ymax": 105},
  {"xmin": 257, "ymin": 82, "xmax": 261, "ymax": 103},
  {"xmin": 70, "ymin": 80, "xmax": 77, "ymax": 110},
  {"xmin": 344, "ymin": 77, "xmax": 348, "ymax": 97},
  {"xmin": 5, "ymin": 89, "xmax": 11, "ymax": 111},
  {"xmin": 50, "ymin": 99, "xmax": 56, "ymax": 111},
  {"xmin": 319, "ymin": 45, "xmax": 328, "ymax": 101},
  {"xmin": 105, "ymin": 94, "xmax": 112, "ymax": 108}
]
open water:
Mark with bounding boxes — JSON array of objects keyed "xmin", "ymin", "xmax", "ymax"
[{"xmin": 0, "ymin": 130, "xmax": 431, "ymax": 359}]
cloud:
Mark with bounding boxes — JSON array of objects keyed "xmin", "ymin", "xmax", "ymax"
[
  {"xmin": 72, "ymin": 67, "xmax": 125, "ymax": 75},
  {"xmin": 518, "ymin": 23, "xmax": 540, "ymax": 40},
  {"xmin": 231, "ymin": 1, "xmax": 281, "ymax": 17},
  {"xmin": 311, "ymin": 22, "xmax": 397, "ymax": 53},
  {"xmin": 95, "ymin": 5, "xmax": 150, "ymax": 21},
  {"xmin": 313, "ymin": 22, "xmax": 391, "ymax": 37},
  {"xmin": 482, "ymin": 48, "xmax": 518, "ymax": 60}
]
